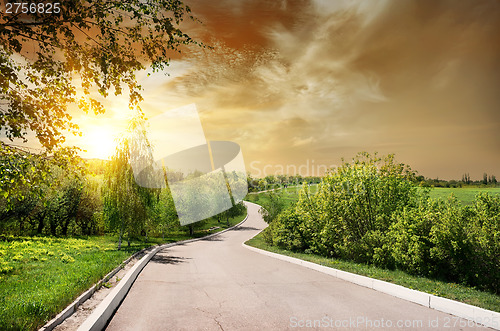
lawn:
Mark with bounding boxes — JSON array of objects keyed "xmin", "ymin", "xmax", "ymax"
[
  {"xmin": 246, "ymin": 184, "xmax": 499, "ymax": 206},
  {"xmin": 427, "ymin": 187, "xmax": 500, "ymax": 205},
  {"xmin": 0, "ymin": 213, "xmax": 246, "ymax": 331},
  {"xmin": 246, "ymin": 184, "xmax": 318, "ymax": 209}
]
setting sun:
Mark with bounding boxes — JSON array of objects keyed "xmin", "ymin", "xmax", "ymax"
[{"xmin": 82, "ymin": 127, "xmax": 117, "ymax": 160}]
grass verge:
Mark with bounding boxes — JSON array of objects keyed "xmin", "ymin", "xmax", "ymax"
[
  {"xmin": 0, "ymin": 212, "xmax": 246, "ymax": 331},
  {"xmin": 245, "ymin": 232, "xmax": 500, "ymax": 313}
]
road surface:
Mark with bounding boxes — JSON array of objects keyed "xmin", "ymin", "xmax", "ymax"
[{"xmin": 106, "ymin": 202, "xmax": 487, "ymax": 330}]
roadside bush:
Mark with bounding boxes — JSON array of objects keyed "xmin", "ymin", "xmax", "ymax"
[
  {"xmin": 258, "ymin": 191, "xmax": 284, "ymax": 224},
  {"xmin": 429, "ymin": 196, "xmax": 475, "ymax": 284},
  {"xmin": 388, "ymin": 201, "xmax": 436, "ymax": 276},
  {"xmin": 264, "ymin": 152, "xmax": 500, "ymax": 293},
  {"xmin": 269, "ymin": 208, "xmax": 307, "ymax": 251},
  {"xmin": 466, "ymin": 193, "xmax": 500, "ymax": 293}
]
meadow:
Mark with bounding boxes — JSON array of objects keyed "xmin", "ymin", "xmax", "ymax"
[
  {"xmin": 246, "ymin": 184, "xmax": 500, "ymax": 206},
  {"xmin": 0, "ymin": 213, "xmax": 246, "ymax": 331},
  {"xmin": 427, "ymin": 187, "xmax": 500, "ymax": 204}
]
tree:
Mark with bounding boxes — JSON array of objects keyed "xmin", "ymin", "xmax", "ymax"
[
  {"xmin": 258, "ymin": 191, "xmax": 284, "ymax": 224},
  {"xmin": 103, "ymin": 115, "xmax": 160, "ymax": 249},
  {"xmin": 1, "ymin": 0, "xmax": 200, "ymax": 150},
  {"xmin": 1, "ymin": 1, "xmax": 201, "ymax": 207},
  {"xmin": 483, "ymin": 173, "xmax": 488, "ymax": 185},
  {"xmin": 461, "ymin": 173, "xmax": 471, "ymax": 185}
]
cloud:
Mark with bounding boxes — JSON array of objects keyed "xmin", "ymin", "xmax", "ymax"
[{"xmin": 151, "ymin": 0, "xmax": 500, "ymax": 178}]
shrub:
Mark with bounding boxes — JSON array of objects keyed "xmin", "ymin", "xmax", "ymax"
[
  {"xmin": 263, "ymin": 152, "xmax": 500, "ymax": 293},
  {"xmin": 269, "ymin": 208, "xmax": 307, "ymax": 251}
]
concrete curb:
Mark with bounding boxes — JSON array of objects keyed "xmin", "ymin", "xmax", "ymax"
[
  {"xmin": 38, "ymin": 247, "xmax": 152, "ymax": 331},
  {"xmin": 242, "ymin": 243, "xmax": 500, "ymax": 330},
  {"xmin": 77, "ymin": 214, "xmax": 249, "ymax": 331}
]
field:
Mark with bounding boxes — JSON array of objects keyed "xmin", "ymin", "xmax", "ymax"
[
  {"xmin": 246, "ymin": 184, "xmax": 318, "ymax": 208},
  {"xmin": 0, "ymin": 213, "xmax": 246, "ymax": 331},
  {"xmin": 246, "ymin": 184, "xmax": 500, "ymax": 206},
  {"xmin": 427, "ymin": 187, "xmax": 500, "ymax": 205}
]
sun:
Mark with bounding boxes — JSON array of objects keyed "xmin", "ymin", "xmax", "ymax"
[{"xmin": 83, "ymin": 127, "xmax": 116, "ymax": 160}]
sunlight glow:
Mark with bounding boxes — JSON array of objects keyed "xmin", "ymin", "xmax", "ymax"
[{"xmin": 83, "ymin": 127, "xmax": 116, "ymax": 160}]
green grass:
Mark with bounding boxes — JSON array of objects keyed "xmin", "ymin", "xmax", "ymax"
[
  {"xmin": 0, "ymin": 212, "xmax": 246, "ymax": 331},
  {"xmin": 246, "ymin": 184, "xmax": 499, "ymax": 207},
  {"xmin": 246, "ymin": 184, "xmax": 318, "ymax": 209},
  {"xmin": 246, "ymin": 233, "xmax": 500, "ymax": 312},
  {"xmin": 427, "ymin": 187, "xmax": 500, "ymax": 205}
]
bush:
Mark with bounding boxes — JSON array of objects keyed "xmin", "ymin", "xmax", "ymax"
[
  {"xmin": 258, "ymin": 191, "xmax": 284, "ymax": 224},
  {"xmin": 269, "ymin": 208, "xmax": 307, "ymax": 251},
  {"xmin": 264, "ymin": 152, "xmax": 500, "ymax": 293}
]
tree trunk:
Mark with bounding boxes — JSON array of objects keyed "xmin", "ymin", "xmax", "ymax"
[
  {"xmin": 19, "ymin": 217, "xmax": 24, "ymax": 235},
  {"xmin": 118, "ymin": 226, "xmax": 123, "ymax": 250},
  {"xmin": 188, "ymin": 224, "xmax": 194, "ymax": 236},
  {"xmin": 36, "ymin": 213, "xmax": 45, "ymax": 234},
  {"xmin": 62, "ymin": 218, "xmax": 70, "ymax": 236}
]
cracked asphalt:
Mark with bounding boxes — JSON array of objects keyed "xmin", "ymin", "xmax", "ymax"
[{"xmin": 105, "ymin": 202, "xmax": 487, "ymax": 330}]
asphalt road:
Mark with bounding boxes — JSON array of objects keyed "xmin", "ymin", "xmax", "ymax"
[{"xmin": 106, "ymin": 202, "xmax": 487, "ymax": 330}]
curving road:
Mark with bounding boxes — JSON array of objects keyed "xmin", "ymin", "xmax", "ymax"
[{"xmin": 106, "ymin": 202, "xmax": 487, "ymax": 330}]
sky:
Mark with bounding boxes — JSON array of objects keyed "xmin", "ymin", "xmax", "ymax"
[{"xmin": 43, "ymin": 1, "xmax": 500, "ymax": 179}]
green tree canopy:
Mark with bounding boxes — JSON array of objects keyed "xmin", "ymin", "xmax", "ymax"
[{"xmin": 0, "ymin": 0, "xmax": 199, "ymax": 150}]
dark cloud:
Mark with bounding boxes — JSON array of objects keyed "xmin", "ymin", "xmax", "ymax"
[{"xmin": 165, "ymin": 0, "xmax": 500, "ymax": 178}]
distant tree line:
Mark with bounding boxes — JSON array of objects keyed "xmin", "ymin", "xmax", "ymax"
[
  {"xmin": 247, "ymin": 174, "xmax": 321, "ymax": 192},
  {"xmin": 415, "ymin": 173, "xmax": 498, "ymax": 188}
]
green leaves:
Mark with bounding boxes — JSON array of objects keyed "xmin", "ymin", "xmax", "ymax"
[{"xmin": 0, "ymin": 0, "xmax": 201, "ymax": 152}]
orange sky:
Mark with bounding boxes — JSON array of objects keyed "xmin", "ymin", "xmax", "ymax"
[
  {"xmin": 9, "ymin": 0, "xmax": 500, "ymax": 180},
  {"xmin": 138, "ymin": 0, "xmax": 498, "ymax": 180}
]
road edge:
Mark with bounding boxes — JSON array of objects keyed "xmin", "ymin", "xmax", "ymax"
[
  {"xmin": 76, "ymin": 213, "xmax": 249, "ymax": 331},
  {"xmin": 242, "ymin": 242, "xmax": 500, "ymax": 330}
]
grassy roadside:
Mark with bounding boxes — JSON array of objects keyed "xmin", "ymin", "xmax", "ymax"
[
  {"xmin": 245, "ymin": 233, "xmax": 500, "ymax": 312},
  {"xmin": 0, "ymin": 212, "xmax": 246, "ymax": 331},
  {"xmin": 246, "ymin": 184, "xmax": 318, "ymax": 209},
  {"xmin": 244, "ymin": 187, "xmax": 500, "ymax": 313}
]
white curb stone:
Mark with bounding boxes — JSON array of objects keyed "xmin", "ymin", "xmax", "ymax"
[
  {"xmin": 242, "ymin": 243, "xmax": 500, "ymax": 330},
  {"xmin": 77, "ymin": 214, "xmax": 249, "ymax": 331}
]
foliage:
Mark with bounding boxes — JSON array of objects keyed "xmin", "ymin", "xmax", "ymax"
[
  {"xmin": 103, "ymin": 123, "xmax": 159, "ymax": 249},
  {"xmin": 258, "ymin": 191, "xmax": 285, "ymax": 224},
  {"xmin": 0, "ymin": 146, "xmax": 90, "ymax": 236},
  {"xmin": 213, "ymin": 201, "xmax": 246, "ymax": 227},
  {"xmin": 0, "ymin": 1, "xmax": 202, "ymax": 213},
  {"xmin": 0, "ymin": 0, "xmax": 200, "ymax": 150}
]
